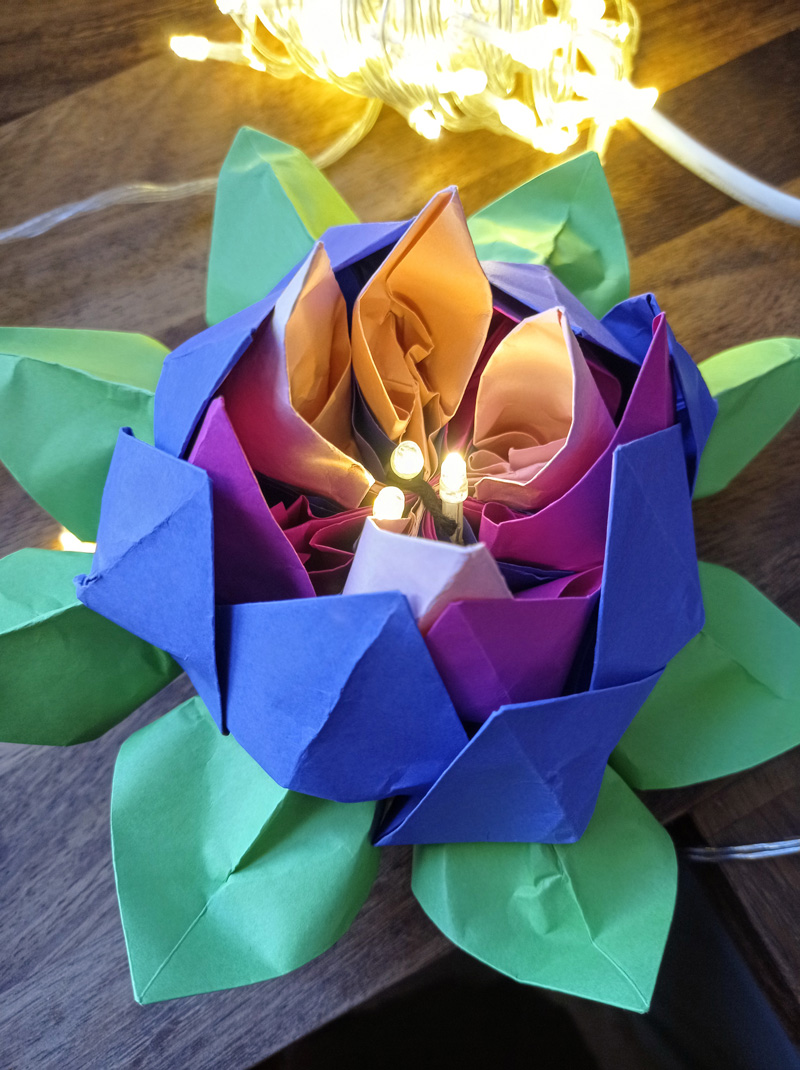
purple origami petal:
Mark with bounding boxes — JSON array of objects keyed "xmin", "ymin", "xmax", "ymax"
[
  {"xmin": 479, "ymin": 313, "xmax": 675, "ymax": 570},
  {"xmin": 74, "ymin": 429, "xmax": 223, "ymax": 728},
  {"xmin": 591, "ymin": 423, "xmax": 704, "ymax": 690},
  {"xmin": 375, "ymin": 671, "xmax": 661, "ymax": 845},
  {"xmin": 218, "ymin": 592, "xmax": 469, "ymax": 803},
  {"xmin": 482, "ymin": 262, "xmax": 636, "ymax": 364},
  {"xmin": 322, "ymin": 219, "xmax": 411, "ymax": 271},
  {"xmin": 188, "ymin": 397, "xmax": 314, "ymax": 605},
  {"xmin": 424, "ymin": 589, "xmax": 599, "ymax": 724}
]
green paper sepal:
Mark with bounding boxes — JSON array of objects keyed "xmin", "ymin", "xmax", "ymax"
[
  {"xmin": 693, "ymin": 338, "xmax": 800, "ymax": 499},
  {"xmin": 111, "ymin": 696, "xmax": 380, "ymax": 1004},
  {"xmin": 0, "ymin": 548, "xmax": 179, "ymax": 745},
  {"xmin": 206, "ymin": 127, "xmax": 359, "ymax": 325},
  {"xmin": 467, "ymin": 152, "xmax": 629, "ymax": 319},
  {"xmin": 411, "ymin": 766, "xmax": 676, "ymax": 1013},
  {"xmin": 0, "ymin": 327, "xmax": 166, "ymax": 541},
  {"xmin": 613, "ymin": 562, "xmax": 800, "ymax": 790}
]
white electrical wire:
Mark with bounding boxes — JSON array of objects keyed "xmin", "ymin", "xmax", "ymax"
[
  {"xmin": 686, "ymin": 838, "xmax": 800, "ymax": 862},
  {"xmin": 633, "ymin": 109, "xmax": 800, "ymax": 227},
  {"xmin": 0, "ymin": 178, "xmax": 218, "ymax": 244}
]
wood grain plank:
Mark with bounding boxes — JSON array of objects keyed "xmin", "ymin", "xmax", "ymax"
[{"xmin": 0, "ymin": 0, "xmax": 233, "ymax": 125}]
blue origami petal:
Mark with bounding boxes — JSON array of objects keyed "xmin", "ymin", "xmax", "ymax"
[
  {"xmin": 75, "ymin": 429, "xmax": 223, "ymax": 727},
  {"xmin": 482, "ymin": 262, "xmax": 637, "ymax": 363},
  {"xmin": 155, "ymin": 289, "xmax": 285, "ymax": 459},
  {"xmin": 375, "ymin": 672, "xmax": 660, "ymax": 846},
  {"xmin": 591, "ymin": 424, "xmax": 704, "ymax": 691},
  {"xmin": 219, "ymin": 592, "xmax": 469, "ymax": 803},
  {"xmin": 321, "ymin": 220, "xmax": 411, "ymax": 271},
  {"xmin": 602, "ymin": 295, "xmax": 718, "ymax": 487}
]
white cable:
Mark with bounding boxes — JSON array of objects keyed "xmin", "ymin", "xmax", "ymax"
[
  {"xmin": 632, "ymin": 108, "xmax": 800, "ymax": 227},
  {"xmin": 686, "ymin": 838, "xmax": 800, "ymax": 862},
  {"xmin": 0, "ymin": 178, "xmax": 218, "ymax": 244}
]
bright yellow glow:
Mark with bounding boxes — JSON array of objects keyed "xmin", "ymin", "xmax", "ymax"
[
  {"xmin": 439, "ymin": 451, "xmax": 468, "ymax": 504},
  {"xmin": 433, "ymin": 67, "xmax": 488, "ymax": 96},
  {"xmin": 57, "ymin": 529, "xmax": 96, "ymax": 553},
  {"xmin": 373, "ymin": 486, "xmax": 406, "ymax": 521},
  {"xmin": 170, "ymin": 35, "xmax": 211, "ymax": 62},
  {"xmin": 409, "ymin": 106, "xmax": 443, "ymax": 140},
  {"xmin": 390, "ymin": 441, "xmax": 425, "ymax": 481},
  {"xmin": 170, "ymin": 2, "xmax": 651, "ymax": 158}
]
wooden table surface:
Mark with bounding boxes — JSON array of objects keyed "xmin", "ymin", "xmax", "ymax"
[{"xmin": 1, "ymin": 2, "xmax": 799, "ymax": 1065}]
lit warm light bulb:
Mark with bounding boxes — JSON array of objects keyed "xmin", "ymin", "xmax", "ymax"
[
  {"xmin": 390, "ymin": 440, "xmax": 425, "ymax": 481},
  {"xmin": 439, "ymin": 451, "xmax": 468, "ymax": 504},
  {"xmin": 170, "ymin": 35, "xmax": 212, "ymax": 61},
  {"xmin": 372, "ymin": 486, "xmax": 406, "ymax": 521},
  {"xmin": 57, "ymin": 529, "xmax": 96, "ymax": 553},
  {"xmin": 439, "ymin": 451, "xmax": 467, "ymax": 545}
]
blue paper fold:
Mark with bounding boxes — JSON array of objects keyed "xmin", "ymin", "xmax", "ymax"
[
  {"xmin": 482, "ymin": 262, "xmax": 636, "ymax": 364},
  {"xmin": 155, "ymin": 290, "xmax": 285, "ymax": 460},
  {"xmin": 75, "ymin": 429, "xmax": 223, "ymax": 727},
  {"xmin": 219, "ymin": 592, "xmax": 468, "ymax": 803},
  {"xmin": 602, "ymin": 294, "xmax": 718, "ymax": 487},
  {"xmin": 376, "ymin": 422, "xmax": 702, "ymax": 845},
  {"xmin": 591, "ymin": 424, "xmax": 704, "ymax": 691},
  {"xmin": 376, "ymin": 672, "xmax": 660, "ymax": 845}
]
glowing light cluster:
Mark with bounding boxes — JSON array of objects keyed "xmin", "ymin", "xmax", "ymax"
[{"xmin": 170, "ymin": 0, "xmax": 657, "ymax": 159}]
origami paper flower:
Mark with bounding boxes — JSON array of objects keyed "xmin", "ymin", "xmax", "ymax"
[{"xmin": 2, "ymin": 127, "xmax": 800, "ymax": 1012}]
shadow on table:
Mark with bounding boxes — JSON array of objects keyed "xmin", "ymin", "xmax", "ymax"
[{"xmin": 258, "ymin": 861, "xmax": 800, "ymax": 1070}]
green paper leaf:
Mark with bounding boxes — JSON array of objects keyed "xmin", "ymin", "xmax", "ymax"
[
  {"xmin": 0, "ymin": 327, "xmax": 166, "ymax": 541},
  {"xmin": 112, "ymin": 696, "xmax": 380, "ymax": 1004},
  {"xmin": 206, "ymin": 127, "xmax": 359, "ymax": 325},
  {"xmin": 694, "ymin": 338, "xmax": 800, "ymax": 499},
  {"xmin": 612, "ymin": 562, "xmax": 800, "ymax": 790},
  {"xmin": 0, "ymin": 548, "xmax": 179, "ymax": 745},
  {"xmin": 468, "ymin": 152, "xmax": 629, "ymax": 319},
  {"xmin": 412, "ymin": 766, "xmax": 676, "ymax": 1012}
]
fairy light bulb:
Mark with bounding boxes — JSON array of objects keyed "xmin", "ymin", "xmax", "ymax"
[
  {"xmin": 372, "ymin": 485, "xmax": 406, "ymax": 521},
  {"xmin": 439, "ymin": 451, "xmax": 468, "ymax": 505},
  {"xmin": 390, "ymin": 440, "xmax": 425, "ymax": 481},
  {"xmin": 170, "ymin": 35, "xmax": 212, "ymax": 61},
  {"xmin": 439, "ymin": 451, "xmax": 467, "ymax": 545}
]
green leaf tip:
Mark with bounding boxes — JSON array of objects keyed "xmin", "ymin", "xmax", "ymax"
[
  {"xmin": 206, "ymin": 127, "xmax": 358, "ymax": 325},
  {"xmin": 0, "ymin": 327, "xmax": 166, "ymax": 541},
  {"xmin": 613, "ymin": 562, "xmax": 800, "ymax": 790},
  {"xmin": 0, "ymin": 548, "xmax": 179, "ymax": 745},
  {"xmin": 412, "ymin": 766, "xmax": 676, "ymax": 1013},
  {"xmin": 694, "ymin": 337, "xmax": 800, "ymax": 499},
  {"xmin": 468, "ymin": 151, "xmax": 629, "ymax": 319},
  {"xmin": 112, "ymin": 696, "xmax": 379, "ymax": 1004}
]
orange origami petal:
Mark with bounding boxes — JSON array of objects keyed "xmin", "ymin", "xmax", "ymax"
[
  {"xmin": 222, "ymin": 245, "xmax": 372, "ymax": 508},
  {"xmin": 470, "ymin": 308, "xmax": 615, "ymax": 510},
  {"xmin": 351, "ymin": 187, "xmax": 493, "ymax": 474}
]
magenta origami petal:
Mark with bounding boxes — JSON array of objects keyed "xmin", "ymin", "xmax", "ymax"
[
  {"xmin": 425, "ymin": 587, "xmax": 600, "ymax": 724},
  {"xmin": 479, "ymin": 313, "xmax": 674, "ymax": 570},
  {"xmin": 188, "ymin": 397, "xmax": 314, "ymax": 605}
]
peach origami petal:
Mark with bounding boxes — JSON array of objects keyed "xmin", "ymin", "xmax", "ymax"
[
  {"xmin": 222, "ymin": 244, "xmax": 372, "ymax": 509},
  {"xmin": 351, "ymin": 187, "xmax": 493, "ymax": 474},
  {"xmin": 469, "ymin": 308, "xmax": 615, "ymax": 510}
]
